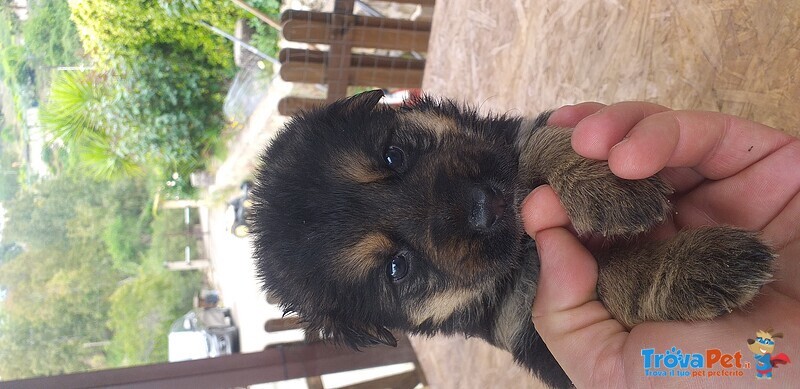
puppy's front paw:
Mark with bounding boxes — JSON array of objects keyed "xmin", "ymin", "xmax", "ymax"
[
  {"xmin": 599, "ymin": 227, "xmax": 775, "ymax": 327},
  {"xmin": 664, "ymin": 227, "xmax": 774, "ymax": 320},
  {"xmin": 520, "ymin": 125, "xmax": 672, "ymax": 236},
  {"xmin": 551, "ymin": 159, "xmax": 673, "ymax": 236}
]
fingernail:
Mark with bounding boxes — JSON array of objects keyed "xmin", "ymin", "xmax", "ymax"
[{"xmin": 610, "ymin": 136, "xmax": 630, "ymax": 152}]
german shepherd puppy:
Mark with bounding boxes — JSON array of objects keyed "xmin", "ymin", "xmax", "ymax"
[{"xmin": 249, "ymin": 90, "xmax": 774, "ymax": 388}]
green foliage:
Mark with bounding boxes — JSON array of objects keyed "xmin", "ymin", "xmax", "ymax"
[
  {"xmin": 102, "ymin": 46, "xmax": 227, "ymax": 170},
  {"xmin": 247, "ymin": 0, "xmax": 281, "ymax": 15},
  {"xmin": 0, "ymin": 44, "xmax": 33, "ymax": 85},
  {"xmin": 148, "ymin": 208, "xmax": 199, "ymax": 264},
  {"xmin": 2, "ymin": 172, "xmax": 148, "ymax": 246},
  {"xmin": 0, "ymin": 242, "xmax": 22, "ymax": 264},
  {"xmin": 22, "ymin": 0, "xmax": 83, "ymax": 67},
  {"xmin": 40, "ymin": 46, "xmax": 227, "ymax": 179},
  {"xmin": 0, "ymin": 171, "xmax": 203, "ymax": 378},
  {"xmin": 105, "ymin": 208, "xmax": 201, "ymax": 366},
  {"xmin": 0, "ymin": 8, "xmax": 24, "ymax": 83},
  {"xmin": 102, "ymin": 184, "xmax": 153, "ymax": 275},
  {"xmin": 102, "ymin": 216, "xmax": 148, "ymax": 275},
  {"xmin": 41, "ymin": 0, "xmax": 249, "ymax": 182},
  {"xmin": 69, "ymin": 0, "xmax": 241, "ymax": 70},
  {"xmin": 0, "ymin": 170, "xmax": 20, "ymax": 200},
  {"xmin": 0, "ymin": 137, "xmax": 21, "ymax": 200},
  {"xmin": 106, "ymin": 267, "xmax": 200, "ymax": 365},
  {"xmin": 248, "ymin": 19, "xmax": 280, "ymax": 59},
  {"xmin": 246, "ymin": 0, "xmax": 281, "ymax": 58},
  {"xmin": 39, "ymin": 70, "xmax": 105, "ymax": 144},
  {"xmin": 3, "ymin": 174, "xmax": 95, "ymax": 248},
  {"xmin": 0, "ymin": 243, "xmax": 121, "ymax": 378},
  {"xmin": 0, "ymin": 7, "xmax": 34, "ymax": 120}
]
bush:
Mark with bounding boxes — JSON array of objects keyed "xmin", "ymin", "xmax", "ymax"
[
  {"xmin": 41, "ymin": 45, "xmax": 230, "ymax": 180},
  {"xmin": 22, "ymin": 0, "xmax": 83, "ymax": 67},
  {"xmin": 106, "ymin": 208, "xmax": 202, "ymax": 366},
  {"xmin": 0, "ymin": 138, "xmax": 20, "ymax": 201},
  {"xmin": 106, "ymin": 268, "xmax": 200, "ymax": 365},
  {"xmin": 147, "ymin": 208, "xmax": 199, "ymax": 264},
  {"xmin": 69, "ymin": 0, "xmax": 241, "ymax": 70},
  {"xmin": 103, "ymin": 216, "xmax": 147, "ymax": 275},
  {"xmin": 246, "ymin": 0, "xmax": 282, "ymax": 58}
]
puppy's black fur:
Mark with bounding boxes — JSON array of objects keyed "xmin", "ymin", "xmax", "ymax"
[{"xmin": 250, "ymin": 91, "xmax": 774, "ymax": 388}]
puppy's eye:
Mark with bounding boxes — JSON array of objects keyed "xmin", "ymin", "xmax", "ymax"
[
  {"xmin": 386, "ymin": 254, "xmax": 409, "ymax": 282},
  {"xmin": 383, "ymin": 146, "xmax": 406, "ymax": 172}
]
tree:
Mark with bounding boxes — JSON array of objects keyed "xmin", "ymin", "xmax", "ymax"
[
  {"xmin": 0, "ymin": 172, "xmax": 151, "ymax": 379},
  {"xmin": 68, "ymin": 0, "xmax": 241, "ymax": 69},
  {"xmin": 0, "ymin": 137, "xmax": 21, "ymax": 201},
  {"xmin": 0, "ymin": 242, "xmax": 22, "ymax": 263},
  {"xmin": 0, "ymin": 244, "xmax": 121, "ymax": 378},
  {"xmin": 22, "ymin": 0, "xmax": 83, "ymax": 67},
  {"xmin": 40, "ymin": 44, "xmax": 228, "ymax": 179}
]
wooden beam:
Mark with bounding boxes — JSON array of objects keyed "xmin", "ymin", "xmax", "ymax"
[
  {"xmin": 3, "ymin": 339, "xmax": 418, "ymax": 389},
  {"xmin": 264, "ymin": 316, "xmax": 303, "ymax": 332},
  {"xmin": 324, "ymin": 0, "xmax": 357, "ymax": 102},
  {"xmin": 278, "ymin": 97, "xmax": 326, "ymax": 117},
  {"xmin": 279, "ymin": 49, "xmax": 425, "ymax": 88},
  {"xmin": 281, "ymin": 10, "xmax": 431, "ymax": 52}
]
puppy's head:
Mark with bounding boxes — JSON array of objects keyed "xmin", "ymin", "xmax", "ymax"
[{"xmin": 250, "ymin": 90, "xmax": 526, "ymax": 348}]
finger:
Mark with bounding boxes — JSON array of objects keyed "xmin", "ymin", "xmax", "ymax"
[
  {"xmin": 547, "ymin": 102, "xmax": 606, "ymax": 128},
  {"xmin": 531, "ymin": 227, "xmax": 627, "ymax": 387},
  {"xmin": 768, "ymin": 237, "xmax": 800, "ymax": 301},
  {"xmin": 524, "ymin": 186, "xmax": 628, "ymax": 386},
  {"xmin": 608, "ymin": 110, "xmax": 795, "ymax": 180},
  {"xmin": 763, "ymin": 190, "xmax": 800, "ymax": 251},
  {"xmin": 657, "ymin": 167, "xmax": 704, "ymax": 195},
  {"xmin": 531, "ymin": 228, "xmax": 599, "ymax": 314},
  {"xmin": 571, "ymin": 102, "xmax": 671, "ymax": 160},
  {"xmin": 606, "ymin": 115, "xmax": 680, "ymax": 180},
  {"xmin": 521, "ymin": 185, "xmax": 571, "ymax": 239},
  {"xmin": 672, "ymin": 138, "xmax": 800, "ymax": 231}
]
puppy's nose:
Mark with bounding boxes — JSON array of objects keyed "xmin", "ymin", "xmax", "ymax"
[{"xmin": 468, "ymin": 184, "xmax": 505, "ymax": 231}]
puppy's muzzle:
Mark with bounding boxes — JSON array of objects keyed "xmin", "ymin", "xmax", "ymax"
[{"xmin": 468, "ymin": 184, "xmax": 506, "ymax": 231}]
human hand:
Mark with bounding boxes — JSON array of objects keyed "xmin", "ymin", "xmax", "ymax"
[{"xmin": 523, "ymin": 102, "xmax": 800, "ymax": 387}]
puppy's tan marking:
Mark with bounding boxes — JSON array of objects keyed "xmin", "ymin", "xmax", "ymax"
[
  {"xmin": 337, "ymin": 232, "xmax": 392, "ymax": 281},
  {"xmin": 403, "ymin": 111, "xmax": 458, "ymax": 137},
  {"xmin": 336, "ymin": 152, "xmax": 388, "ymax": 184},
  {"xmin": 408, "ymin": 287, "xmax": 483, "ymax": 326}
]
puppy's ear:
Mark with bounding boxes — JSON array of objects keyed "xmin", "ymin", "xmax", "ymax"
[
  {"xmin": 309, "ymin": 314, "xmax": 397, "ymax": 349},
  {"xmin": 329, "ymin": 89, "xmax": 385, "ymax": 116}
]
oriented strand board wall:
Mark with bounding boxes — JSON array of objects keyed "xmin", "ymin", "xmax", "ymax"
[
  {"xmin": 423, "ymin": 0, "xmax": 800, "ymax": 136},
  {"xmin": 413, "ymin": 1, "xmax": 799, "ymax": 388}
]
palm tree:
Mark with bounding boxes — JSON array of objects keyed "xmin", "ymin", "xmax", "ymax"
[
  {"xmin": 39, "ymin": 70, "xmax": 142, "ymax": 178},
  {"xmin": 39, "ymin": 70, "xmax": 104, "ymax": 143}
]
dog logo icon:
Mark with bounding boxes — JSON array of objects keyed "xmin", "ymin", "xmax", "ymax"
[{"xmin": 747, "ymin": 329, "xmax": 791, "ymax": 379}]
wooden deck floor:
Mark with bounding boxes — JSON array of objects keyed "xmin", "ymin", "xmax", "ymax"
[{"xmin": 413, "ymin": 1, "xmax": 800, "ymax": 388}]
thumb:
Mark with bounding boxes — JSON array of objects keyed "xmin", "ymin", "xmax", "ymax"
[{"xmin": 522, "ymin": 187, "xmax": 628, "ymax": 387}]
